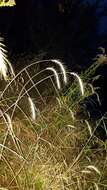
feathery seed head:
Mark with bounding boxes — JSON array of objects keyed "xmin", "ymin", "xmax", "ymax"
[
  {"xmin": 52, "ymin": 59, "xmax": 67, "ymax": 84},
  {"xmin": 0, "ymin": 37, "xmax": 15, "ymax": 80},
  {"xmin": 46, "ymin": 67, "xmax": 61, "ymax": 90},
  {"xmin": 70, "ymin": 72, "xmax": 84, "ymax": 96},
  {"xmin": 28, "ymin": 97, "xmax": 36, "ymax": 121}
]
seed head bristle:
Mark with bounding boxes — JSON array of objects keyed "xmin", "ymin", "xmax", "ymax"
[
  {"xmin": 70, "ymin": 72, "xmax": 84, "ymax": 96},
  {"xmin": 28, "ymin": 97, "xmax": 36, "ymax": 121},
  {"xmin": 46, "ymin": 67, "xmax": 61, "ymax": 90},
  {"xmin": 52, "ymin": 59, "xmax": 67, "ymax": 84},
  {"xmin": 0, "ymin": 37, "xmax": 15, "ymax": 80}
]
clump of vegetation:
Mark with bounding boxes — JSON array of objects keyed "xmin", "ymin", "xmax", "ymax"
[
  {"xmin": 0, "ymin": 0, "xmax": 15, "ymax": 7},
  {"xmin": 0, "ymin": 38, "xmax": 107, "ymax": 190}
]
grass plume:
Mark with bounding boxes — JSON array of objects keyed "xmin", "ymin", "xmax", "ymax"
[
  {"xmin": 0, "ymin": 37, "xmax": 14, "ymax": 81},
  {"xmin": 46, "ymin": 67, "xmax": 61, "ymax": 89},
  {"xmin": 52, "ymin": 59, "xmax": 67, "ymax": 84},
  {"xmin": 28, "ymin": 96, "xmax": 36, "ymax": 121}
]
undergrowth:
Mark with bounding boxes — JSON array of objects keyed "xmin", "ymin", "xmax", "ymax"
[{"xmin": 0, "ymin": 39, "xmax": 107, "ymax": 190}]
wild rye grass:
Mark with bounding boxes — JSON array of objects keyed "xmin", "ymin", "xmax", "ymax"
[{"xmin": 0, "ymin": 40, "xmax": 107, "ymax": 189}]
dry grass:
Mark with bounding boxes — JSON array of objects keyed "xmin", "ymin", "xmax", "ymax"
[{"xmin": 0, "ymin": 46, "xmax": 107, "ymax": 190}]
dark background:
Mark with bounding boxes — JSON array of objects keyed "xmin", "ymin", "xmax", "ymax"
[{"xmin": 0, "ymin": 0, "xmax": 107, "ymax": 70}]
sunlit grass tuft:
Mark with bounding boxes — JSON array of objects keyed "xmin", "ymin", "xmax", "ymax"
[
  {"xmin": 0, "ymin": 37, "xmax": 15, "ymax": 81},
  {"xmin": 0, "ymin": 54, "xmax": 107, "ymax": 189}
]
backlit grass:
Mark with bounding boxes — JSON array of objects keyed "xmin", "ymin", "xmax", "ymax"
[{"xmin": 0, "ymin": 42, "xmax": 107, "ymax": 189}]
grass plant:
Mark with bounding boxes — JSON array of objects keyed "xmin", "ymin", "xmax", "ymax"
[{"xmin": 0, "ymin": 39, "xmax": 107, "ymax": 190}]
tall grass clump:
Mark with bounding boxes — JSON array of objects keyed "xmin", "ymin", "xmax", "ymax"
[
  {"xmin": 0, "ymin": 45, "xmax": 107, "ymax": 190},
  {"xmin": 0, "ymin": 37, "xmax": 14, "ymax": 81}
]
